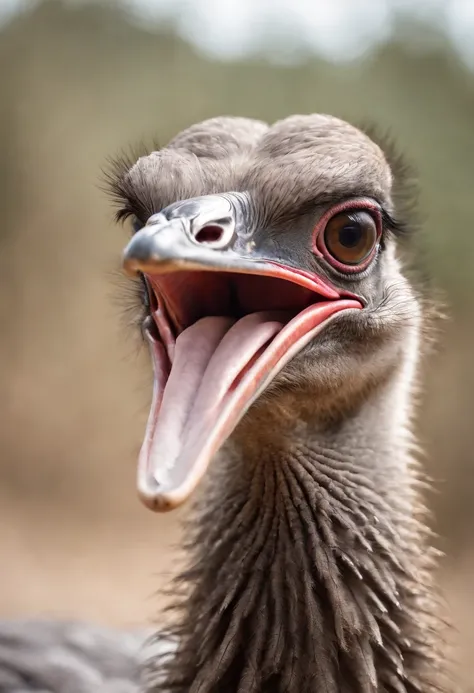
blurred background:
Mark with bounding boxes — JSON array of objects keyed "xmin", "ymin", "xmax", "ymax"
[{"xmin": 0, "ymin": 0, "xmax": 473, "ymax": 685}]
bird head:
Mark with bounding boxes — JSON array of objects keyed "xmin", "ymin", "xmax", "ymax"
[{"xmin": 110, "ymin": 115, "xmax": 419, "ymax": 512}]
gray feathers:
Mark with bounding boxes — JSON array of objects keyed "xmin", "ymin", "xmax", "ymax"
[
  {"xmin": 107, "ymin": 115, "xmax": 399, "ymax": 229},
  {"xmin": 145, "ymin": 386, "xmax": 449, "ymax": 693},
  {"xmin": 0, "ymin": 620, "xmax": 150, "ymax": 693}
]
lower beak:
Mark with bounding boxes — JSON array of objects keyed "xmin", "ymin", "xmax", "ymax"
[{"xmin": 122, "ymin": 208, "xmax": 362, "ymax": 512}]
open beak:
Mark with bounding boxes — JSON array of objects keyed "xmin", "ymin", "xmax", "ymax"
[{"xmin": 122, "ymin": 194, "xmax": 363, "ymax": 512}]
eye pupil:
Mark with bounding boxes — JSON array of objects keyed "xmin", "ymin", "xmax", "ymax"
[{"xmin": 339, "ymin": 224, "xmax": 362, "ymax": 248}]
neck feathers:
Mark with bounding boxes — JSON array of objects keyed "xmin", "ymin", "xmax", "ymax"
[{"xmin": 147, "ymin": 370, "xmax": 449, "ymax": 693}]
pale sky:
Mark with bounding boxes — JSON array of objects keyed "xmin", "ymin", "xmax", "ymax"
[{"xmin": 3, "ymin": 0, "xmax": 474, "ymax": 67}]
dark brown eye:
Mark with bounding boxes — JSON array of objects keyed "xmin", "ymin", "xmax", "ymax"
[{"xmin": 323, "ymin": 210, "xmax": 378, "ymax": 267}]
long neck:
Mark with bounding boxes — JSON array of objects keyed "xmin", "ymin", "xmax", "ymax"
[{"xmin": 149, "ymin": 373, "xmax": 448, "ymax": 693}]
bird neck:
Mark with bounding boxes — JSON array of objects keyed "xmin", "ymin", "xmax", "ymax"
[{"xmin": 150, "ymin": 374, "xmax": 447, "ymax": 693}]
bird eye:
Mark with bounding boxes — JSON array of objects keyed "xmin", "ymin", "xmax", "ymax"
[
  {"xmin": 323, "ymin": 210, "xmax": 378, "ymax": 268},
  {"xmin": 132, "ymin": 217, "xmax": 143, "ymax": 234}
]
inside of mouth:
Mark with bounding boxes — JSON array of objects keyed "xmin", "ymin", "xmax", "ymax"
[
  {"xmin": 137, "ymin": 268, "xmax": 354, "ymax": 508},
  {"xmin": 145, "ymin": 270, "xmax": 323, "ymax": 345}
]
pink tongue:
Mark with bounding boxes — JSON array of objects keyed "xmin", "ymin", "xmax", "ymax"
[{"xmin": 148, "ymin": 313, "xmax": 285, "ymax": 490}]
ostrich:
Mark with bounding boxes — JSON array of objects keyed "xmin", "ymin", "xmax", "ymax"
[{"xmin": 0, "ymin": 114, "xmax": 450, "ymax": 693}]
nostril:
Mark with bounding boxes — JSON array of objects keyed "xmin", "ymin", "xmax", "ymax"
[
  {"xmin": 191, "ymin": 214, "xmax": 235, "ymax": 247},
  {"xmin": 194, "ymin": 224, "xmax": 225, "ymax": 244}
]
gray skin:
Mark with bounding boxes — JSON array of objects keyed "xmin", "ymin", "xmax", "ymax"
[{"xmin": 0, "ymin": 115, "xmax": 450, "ymax": 693}]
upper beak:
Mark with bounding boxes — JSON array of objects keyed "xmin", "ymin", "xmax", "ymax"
[
  {"xmin": 122, "ymin": 193, "xmax": 342, "ymax": 299},
  {"xmin": 122, "ymin": 193, "xmax": 258, "ymax": 277}
]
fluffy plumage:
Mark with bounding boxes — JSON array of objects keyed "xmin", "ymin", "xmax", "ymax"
[{"xmin": 0, "ymin": 620, "xmax": 150, "ymax": 692}]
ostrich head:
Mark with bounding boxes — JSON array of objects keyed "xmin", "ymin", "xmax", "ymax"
[{"xmin": 112, "ymin": 114, "xmax": 419, "ymax": 512}]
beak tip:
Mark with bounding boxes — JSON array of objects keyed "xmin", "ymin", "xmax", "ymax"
[
  {"xmin": 122, "ymin": 237, "xmax": 162, "ymax": 276},
  {"xmin": 122, "ymin": 231, "xmax": 176, "ymax": 276},
  {"xmin": 122, "ymin": 253, "xmax": 142, "ymax": 277}
]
